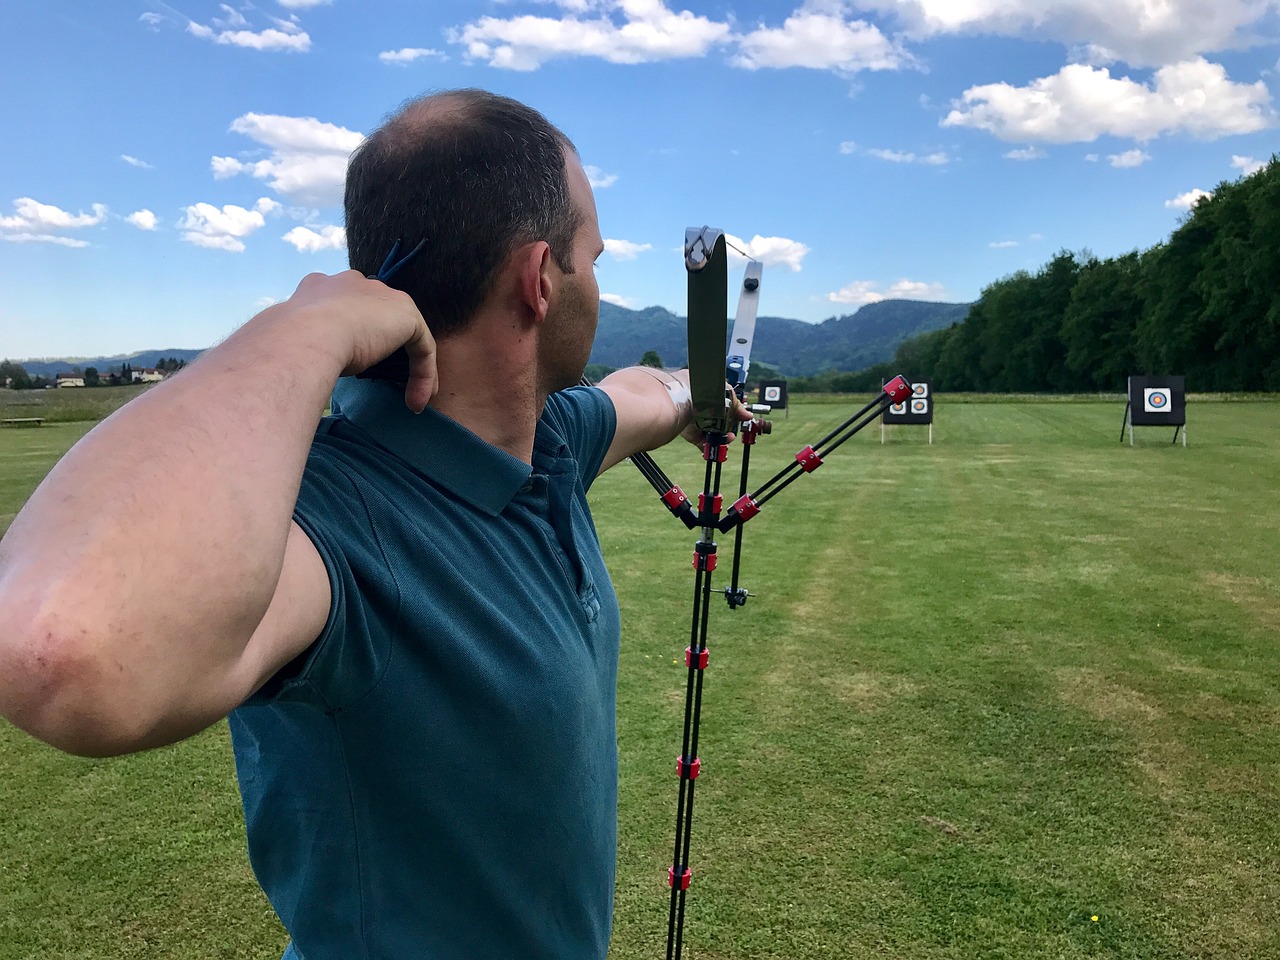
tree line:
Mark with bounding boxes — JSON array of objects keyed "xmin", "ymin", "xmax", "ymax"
[
  {"xmin": 833, "ymin": 156, "xmax": 1280, "ymax": 394},
  {"xmin": 1, "ymin": 358, "xmax": 187, "ymax": 390}
]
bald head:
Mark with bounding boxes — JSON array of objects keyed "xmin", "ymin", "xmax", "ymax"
[{"xmin": 345, "ymin": 89, "xmax": 582, "ymax": 339}]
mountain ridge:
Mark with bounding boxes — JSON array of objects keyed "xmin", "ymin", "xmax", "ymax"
[{"xmin": 10, "ymin": 299, "xmax": 972, "ymax": 379}]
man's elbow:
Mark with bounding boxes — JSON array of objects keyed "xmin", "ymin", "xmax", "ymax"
[{"xmin": 0, "ymin": 608, "xmax": 156, "ymax": 758}]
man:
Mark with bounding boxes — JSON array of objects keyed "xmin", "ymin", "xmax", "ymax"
[{"xmin": 0, "ymin": 89, "xmax": 738, "ymax": 958}]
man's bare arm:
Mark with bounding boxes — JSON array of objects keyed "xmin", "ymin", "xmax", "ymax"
[
  {"xmin": 0, "ymin": 272, "xmax": 435, "ymax": 757},
  {"xmin": 596, "ymin": 367, "xmax": 694, "ymax": 474},
  {"xmin": 597, "ymin": 367, "xmax": 750, "ymax": 474}
]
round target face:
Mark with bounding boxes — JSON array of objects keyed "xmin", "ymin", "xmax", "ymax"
[
  {"xmin": 910, "ymin": 398, "xmax": 929, "ymax": 414},
  {"xmin": 764, "ymin": 386, "xmax": 781, "ymax": 402},
  {"xmin": 912, "ymin": 383, "xmax": 929, "ymax": 398},
  {"xmin": 889, "ymin": 402, "xmax": 906, "ymax": 415},
  {"xmin": 1143, "ymin": 387, "xmax": 1171, "ymax": 413}
]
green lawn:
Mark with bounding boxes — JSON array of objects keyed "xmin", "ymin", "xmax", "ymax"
[{"xmin": 2, "ymin": 397, "xmax": 1278, "ymax": 959}]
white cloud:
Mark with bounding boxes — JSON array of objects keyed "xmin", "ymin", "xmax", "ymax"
[
  {"xmin": 585, "ymin": 165, "xmax": 619, "ymax": 188},
  {"xmin": 1109, "ymin": 148, "xmax": 1151, "ymax": 167},
  {"xmin": 283, "ymin": 225, "xmax": 346, "ymax": 252},
  {"xmin": 213, "ymin": 113, "xmax": 364, "ymax": 207},
  {"xmin": 731, "ymin": 10, "xmax": 911, "ymax": 72},
  {"xmin": 1, "ymin": 233, "xmax": 90, "ymax": 248},
  {"xmin": 449, "ymin": 1, "xmax": 732, "ymax": 70},
  {"xmin": 253, "ymin": 296, "xmax": 279, "ymax": 311},
  {"xmin": 600, "ymin": 292, "xmax": 637, "ymax": 307},
  {"xmin": 887, "ymin": 279, "xmax": 948, "ymax": 299},
  {"xmin": 126, "ymin": 209, "xmax": 158, "ymax": 230},
  {"xmin": 1004, "ymin": 146, "xmax": 1046, "ymax": 160},
  {"xmin": 121, "ymin": 154, "xmax": 154, "ymax": 170},
  {"xmin": 379, "ymin": 47, "xmax": 446, "ymax": 64},
  {"xmin": 851, "ymin": 0, "xmax": 1279, "ymax": 68},
  {"xmin": 0, "ymin": 197, "xmax": 107, "ymax": 230},
  {"xmin": 827, "ymin": 280, "xmax": 884, "ymax": 305},
  {"xmin": 187, "ymin": 19, "xmax": 311, "ymax": 52},
  {"xmin": 1084, "ymin": 153, "xmax": 1100, "ymax": 161},
  {"xmin": 211, "ymin": 156, "xmax": 246, "ymax": 179},
  {"xmin": 828, "ymin": 277, "xmax": 947, "ymax": 304},
  {"xmin": 139, "ymin": 12, "xmax": 165, "ymax": 30},
  {"xmin": 603, "ymin": 238, "xmax": 652, "ymax": 260},
  {"xmin": 178, "ymin": 201, "xmax": 269, "ymax": 252},
  {"xmin": 0, "ymin": 198, "xmax": 108, "ymax": 240},
  {"xmin": 725, "ymin": 234, "xmax": 810, "ymax": 272},
  {"xmin": 1165, "ymin": 188, "xmax": 1212, "ymax": 209},
  {"xmin": 1232, "ymin": 154, "xmax": 1265, "ymax": 175},
  {"xmin": 255, "ymin": 197, "xmax": 283, "ymax": 215},
  {"xmin": 278, "ymin": 0, "xmax": 331, "ymax": 7},
  {"xmin": 943, "ymin": 58, "xmax": 1274, "ymax": 143},
  {"xmin": 839, "ymin": 140, "xmax": 858, "ymax": 154},
  {"xmin": 217, "ymin": 4, "xmax": 249, "ymax": 28},
  {"xmin": 867, "ymin": 147, "xmax": 950, "ymax": 164},
  {"xmin": 989, "ymin": 239, "xmax": 1019, "ymax": 248}
]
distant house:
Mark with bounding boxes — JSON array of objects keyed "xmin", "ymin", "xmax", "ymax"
[
  {"xmin": 130, "ymin": 368, "xmax": 165, "ymax": 383},
  {"xmin": 55, "ymin": 373, "xmax": 85, "ymax": 388}
]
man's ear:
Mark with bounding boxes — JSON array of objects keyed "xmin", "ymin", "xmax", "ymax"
[{"xmin": 515, "ymin": 240, "xmax": 555, "ymax": 327}]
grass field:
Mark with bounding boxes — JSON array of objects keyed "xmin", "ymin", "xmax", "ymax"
[
  {"xmin": 2, "ymin": 396, "xmax": 1278, "ymax": 959},
  {"xmin": 0, "ymin": 384, "xmax": 152, "ymax": 426}
]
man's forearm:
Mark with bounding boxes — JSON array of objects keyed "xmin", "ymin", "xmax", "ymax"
[{"xmin": 597, "ymin": 367, "xmax": 695, "ymax": 471}]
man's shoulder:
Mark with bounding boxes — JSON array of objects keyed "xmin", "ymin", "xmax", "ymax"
[{"xmin": 541, "ymin": 386, "xmax": 617, "ymax": 478}]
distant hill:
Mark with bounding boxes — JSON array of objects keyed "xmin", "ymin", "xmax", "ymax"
[
  {"xmin": 10, "ymin": 299, "xmax": 971, "ymax": 380},
  {"xmin": 14, "ymin": 349, "xmax": 205, "ymax": 379},
  {"xmin": 592, "ymin": 299, "xmax": 972, "ymax": 376}
]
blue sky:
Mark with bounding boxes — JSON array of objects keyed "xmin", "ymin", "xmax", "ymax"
[{"xmin": 2, "ymin": 0, "xmax": 1278, "ymax": 360}]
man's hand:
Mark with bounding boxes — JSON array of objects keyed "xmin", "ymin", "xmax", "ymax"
[
  {"xmin": 678, "ymin": 384, "xmax": 754, "ymax": 447},
  {"xmin": 282, "ymin": 271, "xmax": 438, "ymax": 412}
]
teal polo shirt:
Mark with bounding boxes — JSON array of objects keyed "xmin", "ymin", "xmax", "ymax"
[{"xmin": 228, "ymin": 378, "xmax": 621, "ymax": 960}]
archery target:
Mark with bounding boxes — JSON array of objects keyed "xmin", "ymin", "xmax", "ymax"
[
  {"xmin": 1127, "ymin": 376, "xmax": 1185, "ymax": 426},
  {"xmin": 1144, "ymin": 388, "xmax": 1170, "ymax": 413},
  {"xmin": 883, "ymin": 378, "xmax": 933, "ymax": 425},
  {"xmin": 757, "ymin": 380, "xmax": 788, "ymax": 410}
]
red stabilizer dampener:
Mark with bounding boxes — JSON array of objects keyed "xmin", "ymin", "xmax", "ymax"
[
  {"xmin": 676, "ymin": 756, "xmax": 702, "ymax": 779},
  {"xmin": 685, "ymin": 646, "xmax": 710, "ymax": 669},
  {"xmin": 883, "ymin": 375, "xmax": 911, "ymax": 403},
  {"xmin": 661, "ymin": 486, "xmax": 688, "ymax": 511},
  {"xmin": 668, "ymin": 866, "xmax": 692, "ymax": 890},
  {"xmin": 698, "ymin": 493, "xmax": 722, "ymax": 515},
  {"xmin": 795, "ymin": 445, "xmax": 823, "ymax": 472},
  {"xmin": 692, "ymin": 544, "xmax": 718, "ymax": 571},
  {"xmin": 702, "ymin": 440, "xmax": 729, "ymax": 463},
  {"xmin": 729, "ymin": 494, "xmax": 759, "ymax": 524}
]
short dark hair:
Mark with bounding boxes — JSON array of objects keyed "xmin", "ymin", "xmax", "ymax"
[{"xmin": 345, "ymin": 88, "xmax": 581, "ymax": 340}]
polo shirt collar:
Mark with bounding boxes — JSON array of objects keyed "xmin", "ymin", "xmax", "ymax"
[{"xmin": 331, "ymin": 377, "xmax": 533, "ymax": 517}]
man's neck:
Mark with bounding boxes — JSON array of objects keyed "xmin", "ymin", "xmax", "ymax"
[{"xmin": 428, "ymin": 320, "xmax": 546, "ymax": 465}]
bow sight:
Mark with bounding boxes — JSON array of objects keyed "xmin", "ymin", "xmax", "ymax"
[{"xmin": 619, "ymin": 227, "xmax": 913, "ymax": 960}]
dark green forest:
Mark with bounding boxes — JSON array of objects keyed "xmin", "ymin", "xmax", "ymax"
[{"xmin": 860, "ymin": 156, "xmax": 1280, "ymax": 393}]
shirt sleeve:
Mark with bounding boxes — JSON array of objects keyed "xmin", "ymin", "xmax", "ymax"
[
  {"xmin": 542, "ymin": 386, "xmax": 617, "ymax": 489},
  {"xmin": 241, "ymin": 434, "xmax": 397, "ymax": 710}
]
